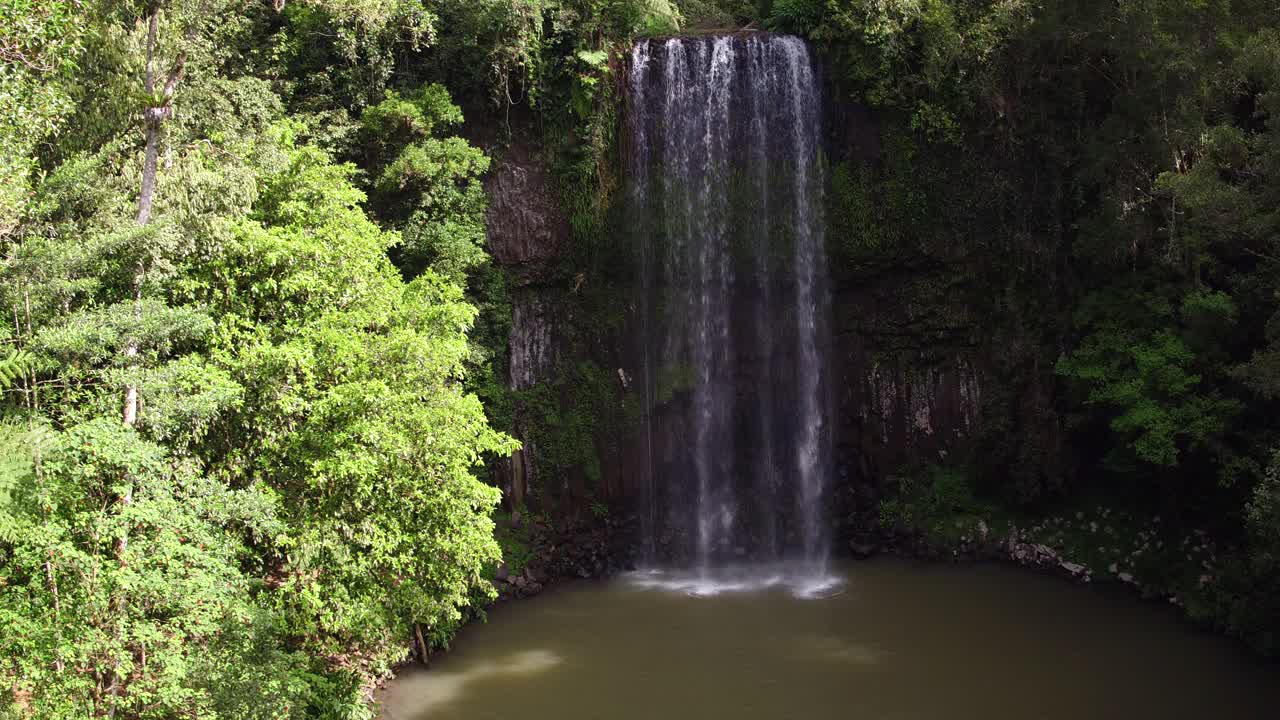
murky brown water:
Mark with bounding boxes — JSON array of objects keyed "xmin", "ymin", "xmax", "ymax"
[{"xmin": 377, "ymin": 559, "xmax": 1279, "ymax": 720}]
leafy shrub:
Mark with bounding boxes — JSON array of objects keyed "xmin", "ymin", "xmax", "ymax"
[
  {"xmin": 879, "ymin": 465, "xmax": 989, "ymax": 540},
  {"xmin": 766, "ymin": 0, "xmax": 824, "ymax": 34}
]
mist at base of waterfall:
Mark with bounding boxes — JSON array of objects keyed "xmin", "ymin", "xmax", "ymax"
[{"xmin": 622, "ymin": 563, "xmax": 844, "ymax": 599}]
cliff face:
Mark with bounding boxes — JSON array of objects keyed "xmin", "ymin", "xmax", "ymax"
[
  {"xmin": 822, "ymin": 91, "xmax": 1063, "ymax": 521},
  {"xmin": 484, "ymin": 137, "xmax": 568, "ymax": 511},
  {"xmin": 486, "ymin": 141, "xmax": 567, "ymax": 279},
  {"xmin": 482, "ymin": 77, "xmax": 1059, "ymax": 536}
]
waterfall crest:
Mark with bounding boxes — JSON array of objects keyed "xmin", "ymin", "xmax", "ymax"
[{"xmin": 629, "ymin": 34, "xmax": 834, "ymax": 590}]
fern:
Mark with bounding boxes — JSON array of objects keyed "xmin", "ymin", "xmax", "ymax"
[
  {"xmin": 0, "ymin": 421, "xmax": 54, "ymax": 509},
  {"xmin": 0, "ymin": 348, "xmax": 31, "ymax": 390},
  {"xmin": 638, "ymin": 0, "xmax": 682, "ymax": 34},
  {"xmin": 0, "ymin": 350, "xmax": 50, "ymax": 508}
]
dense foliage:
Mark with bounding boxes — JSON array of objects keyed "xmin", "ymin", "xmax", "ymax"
[
  {"xmin": 794, "ymin": 0, "xmax": 1280, "ymax": 653},
  {"xmin": 0, "ymin": 1, "xmax": 532, "ymax": 716}
]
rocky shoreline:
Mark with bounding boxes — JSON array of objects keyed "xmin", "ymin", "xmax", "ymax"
[
  {"xmin": 489, "ymin": 513, "xmax": 636, "ymax": 602},
  {"xmin": 847, "ymin": 509, "xmax": 1224, "ymax": 617}
]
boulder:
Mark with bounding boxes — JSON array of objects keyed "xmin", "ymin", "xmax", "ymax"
[
  {"xmin": 1060, "ymin": 561, "xmax": 1087, "ymax": 576},
  {"xmin": 850, "ymin": 541, "xmax": 877, "ymax": 559}
]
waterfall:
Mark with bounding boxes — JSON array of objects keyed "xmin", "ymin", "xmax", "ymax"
[{"xmin": 629, "ymin": 34, "xmax": 834, "ymax": 589}]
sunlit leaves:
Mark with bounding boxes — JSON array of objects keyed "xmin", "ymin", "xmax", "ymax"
[
  {"xmin": 198, "ymin": 140, "xmax": 515, "ymax": 688},
  {"xmin": 360, "ymin": 84, "xmax": 462, "ymax": 153},
  {"xmin": 1, "ymin": 418, "xmax": 290, "ymax": 718},
  {"xmin": 0, "ymin": 0, "xmax": 85, "ymax": 236},
  {"xmin": 362, "ymin": 86, "xmax": 491, "ymax": 282}
]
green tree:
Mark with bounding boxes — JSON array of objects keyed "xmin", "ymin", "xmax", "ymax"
[
  {"xmin": 0, "ymin": 419, "xmax": 298, "ymax": 719},
  {"xmin": 1057, "ymin": 288, "xmax": 1241, "ymax": 470},
  {"xmin": 360, "ymin": 85, "xmax": 491, "ymax": 281},
  {"xmin": 197, "ymin": 140, "xmax": 516, "ymax": 699},
  {"xmin": 3, "ymin": 2, "xmax": 522, "ymax": 714},
  {"xmin": 0, "ymin": 0, "xmax": 85, "ymax": 238}
]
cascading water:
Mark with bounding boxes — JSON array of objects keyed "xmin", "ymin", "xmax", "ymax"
[{"xmin": 628, "ymin": 34, "xmax": 835, "ymax": 596}]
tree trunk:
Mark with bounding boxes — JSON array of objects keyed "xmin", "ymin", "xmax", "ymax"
[
  {"xmin": 121, "ymin": 8, "xmax": 165, "ymax": 428},
  {"xmin": 107, "ymin": 6, "xmax": 183, "ymax": 714},
  {"xmin": 510, "ymin": 447, "xmax": 526, "ymax": 510},
  {"xmin": 415, "ymin": 623, "xmax": 430, "ymax": 666}
]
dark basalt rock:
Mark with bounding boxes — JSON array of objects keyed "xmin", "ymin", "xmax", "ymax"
[
  {"xmin": 484, "ymin": 142, "xmax": 567, "ymax": 281},
  {"xmin": 849, "ymin": 541, "xmax": 877, "ymax": 559}
]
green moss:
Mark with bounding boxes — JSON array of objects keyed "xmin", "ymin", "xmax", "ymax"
[
  {"xmin": 490, "ymin": 509, "xmax": 536, "ymax": 576},
  {"xmin": 467, "ymin": 263, "xmax": 517, "ymax": 434},
  {"xmin": 878, "ymin": 464, "xmax": 1009, "ymax": 543},
  {"xmin": 655, "ymin": 361, "xmax": 696, "ymax": 405},
  {"xmin": 517, "ymin": 360, "xmax": 641, "ymax": 489},
  {"xmin": 828, "ymin": 160, "xmax": 886, "ymax": 265}
]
